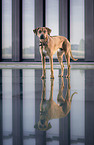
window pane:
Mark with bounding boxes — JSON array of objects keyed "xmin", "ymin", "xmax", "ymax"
[
  {"xmin": 22, "ymin": 0, "xmax": 35, "ymax": 59},
  {"xmin": 70, "ymin": 70, "xmax": 85, "ymax": 143},
  {"xmin": 70, "ymin": 0, "xmax": 85, "ymax": 58},
  {"xmin": 23, "ymin": 69, "xmax": 35, "ymax": 137},
  {"xmin": 46, "ymin": 0, "xmax": 59, "ymax": 35},
  {"xmin": 2, "ymin": 69, "xmax": 12, "ymax": 145},
  {"xmin": 2, "ymin": 0, "xmax": 12, "ymax": 59},
  {"xmin": 46, "ymin": 0, "xmax": 59, "ymax": 58}
]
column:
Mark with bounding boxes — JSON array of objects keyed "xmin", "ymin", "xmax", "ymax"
[
  {"xmin": 85, "ymin": 0, "xmax": 94, "ymax": 61},
  {"xmin": 0, "ymin": 70, "xmax": 2, "ymax": 145},
  {"xmin": 85, "ymin": 70, "xmax": 94, "ymax": 145},
  {"xmin": 12, "ymin": 0, "xmax": 22, "ymax": 61},
  {"xmin": 0, "ymin": 0, "xmax": 2, "ymax": 61},
  {"xmin": 12, "ymin": 69, "xmax": 23, "ymax": 145},
  {"xmin": 35, "ymin": 0, "xmax": 44, "ymax": 61}
]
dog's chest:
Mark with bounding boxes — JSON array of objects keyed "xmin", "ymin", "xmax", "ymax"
[
  {"xmin": 43, "ymin": 46, "xmax": 47, "ymax": 56},
  {"xmin": 41, "ymin": 45, "xmax": 50, "ymax": 56}
]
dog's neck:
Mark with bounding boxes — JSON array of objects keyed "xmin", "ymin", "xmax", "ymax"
[{"xmin": 39, "ymin": 37, "xmax": 48, "ymax": 47}]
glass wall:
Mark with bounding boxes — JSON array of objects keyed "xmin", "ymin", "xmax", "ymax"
[
  {"xmin": 70, "ymin": 0, "xmax": 85, "ymax": 58},
  {"xmin": 0, "ymin": 0, "xmax": 89, "ymax": 61},
  {"xmin": 22, "ymin": 0, "xmax": 35, "ymax": 59},
  {"xmin": 2, "ymin": 0, "xmax": 12, "ymax": 59}
]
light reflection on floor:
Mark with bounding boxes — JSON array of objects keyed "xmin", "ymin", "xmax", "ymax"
[{"xmin": 0, "ymin": 67, "xmax": 94, "ymax": 145}]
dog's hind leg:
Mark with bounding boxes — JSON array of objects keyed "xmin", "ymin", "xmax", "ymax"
[{"xmin": 57, "ymin": 51, "xmax": 64, "ymax": 77}]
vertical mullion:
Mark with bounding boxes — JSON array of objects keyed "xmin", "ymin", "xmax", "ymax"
[
  {"xmin": 20, "ymin": 0, "xmax": 22, "ymax": 61},
  {"xmin": 35, "ymin": 0, "xmax": 44, "ymax": 61},
  {"xmin": 59, "ymin": 0, "xmax": 69, "ymax": 38},
  {"xmin": 85, "ymin": 0, "xmax": 94, "ymax": 61},
  {"xmin": 0, "ymin": 70, "xmax": 2, "ymax": 144},
  {"xmin": 68, "ymin": 0, "xmax": 70, "ymax": 41},
  {"xmin": 59, "ymin": 0, "xmax": 69, "ymax": 62},
  {"xmin": 12, "ymin": 69, "xmax": 23, "ymax": 145},
  {"xmin": 0, "ymin": 70, "xmax": 2, "ymax": 99},
  {"xmin": 12, "ymin": 0, "xmax": 21, "ymax": 61},
  {"xmin": 43, "ymin": 0, "xmax": 45, "ymax": 27},
  {"xmin": 0, "ymin": 0, "xmax": 2, "ymax": 61}
]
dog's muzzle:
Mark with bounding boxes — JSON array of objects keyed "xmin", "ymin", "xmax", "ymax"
[{"xmin": 40, "ymin": 34, "xmax": 45, "ymax": 39}]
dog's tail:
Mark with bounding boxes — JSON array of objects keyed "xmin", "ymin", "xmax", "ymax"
[
  {"xmin": 70, "ymin": 92, "xmax": 78, "ymax": 102},
  {"xmin": 70, "ymin": 51, "xmax": 78, "ymax": 61}
]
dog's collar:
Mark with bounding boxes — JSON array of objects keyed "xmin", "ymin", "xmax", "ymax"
[{"xmin": 39, "ymin": 40, "xmax": 48, "ymax": 47}]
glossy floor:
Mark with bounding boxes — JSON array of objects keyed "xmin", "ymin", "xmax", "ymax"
[{"xmin": 0, "ymin": 67, "xmax": 94, "ymax": 145}]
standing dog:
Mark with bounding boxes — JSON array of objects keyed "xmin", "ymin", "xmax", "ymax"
[{"xmin": 33, "ymin": 27, "xmax": 78, "ymax": 79}]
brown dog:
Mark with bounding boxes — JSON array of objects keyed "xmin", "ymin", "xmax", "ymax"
[{"xmin": 33, "ymin": 27, "xmax": 78, "ymax": 79}]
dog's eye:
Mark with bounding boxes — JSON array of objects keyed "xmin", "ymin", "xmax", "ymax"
[
  {"xmin": 39, "ymin": 30, "xmax": 42, "ymax": 34},
  {"xmin": 44, "ymin": 30, "xmax": 46, "ymax": 33}
]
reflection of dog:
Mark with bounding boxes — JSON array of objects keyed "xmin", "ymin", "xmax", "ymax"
[
  {"xmin": 33, "ymin": 27, "xmax": 78, "ymax": 79},
  {"xmin": 34, "ymin": 78, "xmax": 77, "ymax": 131}
]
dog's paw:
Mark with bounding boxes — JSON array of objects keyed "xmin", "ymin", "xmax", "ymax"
[
  {"xmin": 41, "ymin": 75, "xmax": 46, "ymax": 79},
  {"xmin": 58, "ymin": 74, "xmax": 63, "ymax": 77},
  {"xmin": 66, "ymin": 75, "xmax": 70, "ymax": 78}
]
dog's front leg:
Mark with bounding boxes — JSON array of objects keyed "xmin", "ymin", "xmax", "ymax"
[
  {"xmin": 49, "ymin": 56, "xmax": 54, "ymax": 79},
  {"xmin": 49, "ymin": 79, "xmax": 54, "ymax": 100},
  {"xmin": 41, "ymin": 55, "xmax": 46, "ymax": 79},
  {"xmin": 66, "ymin": 54, "xmax": 71, "ymax": 78}
]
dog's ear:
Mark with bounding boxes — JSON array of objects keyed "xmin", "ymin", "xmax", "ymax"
[
  {"xmin": 33, "ymin": 28, "xmax": 39, "ymax": 35},
  {"xmin": 45, "ymin": 27, "xmax": 52, "ymax": 35}
]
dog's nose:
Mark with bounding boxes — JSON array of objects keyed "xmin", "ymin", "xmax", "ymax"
[{"xmin": 40, "ymin": 34, "xmax": 45, "ymax": 39}]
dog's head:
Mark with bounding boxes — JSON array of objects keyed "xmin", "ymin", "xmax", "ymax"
[
  {"xmin": 34, "ymin": 118, "xmax": 52, "ymax": 131},
  {"xmin": 34, "ymin": 112, "xmax": 52, "ymax": 131},
  {"xmin": 33, "ymin": 27, "xmax": 51, "ymax": 40}
]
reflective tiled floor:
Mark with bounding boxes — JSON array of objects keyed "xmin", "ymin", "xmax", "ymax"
[{"xmin": 0, "ymin": 67, "xmax": 94, "ymax": 145}]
